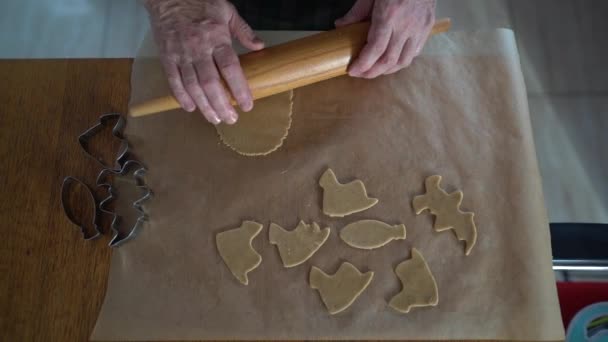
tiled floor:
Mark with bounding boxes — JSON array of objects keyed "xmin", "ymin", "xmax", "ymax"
[{"xmin": 1, "ymin": 0, "xmax": 606, "ymax": 223}]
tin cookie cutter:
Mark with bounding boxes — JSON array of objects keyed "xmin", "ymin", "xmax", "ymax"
[
  {"xmin": 60, "ymin": 176, "xmax": 101, "ymax": 240},
  {"xmin": 97, "ymin": 160, "xmax": 153, "ymax": 247},
  {"xmin": 79, "ymin": 113, "xmax": 129, "ymax": 171}
]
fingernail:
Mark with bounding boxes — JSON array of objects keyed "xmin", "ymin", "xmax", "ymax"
[
  {"xmin": 253, "ymin": 37, "xmax": 264, "ymax": 47},
  {"xmin": 242, "ymin": 101, "xmax": 253, "ymax": 112},
  {"xmin": 212, "ymin": 116, "xmax": 221, "ymax": 124}
]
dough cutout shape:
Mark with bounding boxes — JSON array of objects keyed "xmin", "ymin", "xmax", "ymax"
[
  {"xmin": 269, "ymin": 220, "xmax": 330, "ymax": 268},
  {"xmin": 216, "ymin": 221, "xmax": 263, "ymax": 285},
  {"xmin": 309, "ymin": 262, "xmax": 374, "ymax": 314},
  {"xmin": 340, "ymin": 220, "xmax": 406, "ymax": 250},
  {"xmin": 216, "ymin": 90, "xmax": 293, "ymax": 156},
  {"xmin": 319, "ymin": 168, "xmax": 378, "ymax": 217},
  {"xmin": 413, "ymin": 175, "xmax": 477, "ymax": 255},
  {"xmin": 389, "ymin": 248, "xmax": 439, "ymax": 313}
]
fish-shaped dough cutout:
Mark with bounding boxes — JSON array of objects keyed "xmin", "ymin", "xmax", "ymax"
[
  {"xmin": 269, "ymin": 221, "xmax": 330, "ymax": 268},
  {"xmin": 309, "ymin": 262, "xmax": 374, "ymax": 314},
  {"xmin": 340, "ymin": 220, "xmax": 406, "ymax": 249},
  {"xmin": 216, "ymin": 221, "xmax": 263, "ymax": 285},
  {"xmin": 319, "ymin": 168, "xmax": 378, "ymax": 217}
]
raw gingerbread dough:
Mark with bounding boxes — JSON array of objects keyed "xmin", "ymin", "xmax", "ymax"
[
  {"xmin": 216, "ymin": 221, "xmax": 263, "ymax": 285},
  {"xmin": 269, "ymin": 221, "xmax": 330, "ymax": 268},
  {"xmin": 389, "ymin": 248, "xmax": 438, "ymax": 313},
  {"xmin": 319, "ymin": 168, "xmax": 378, "ymax": 217},
  {"xmin": 413, "ymin": 175, "xmax": 477, "ymax": 255},
  {"xmin": 216, "ymin": 90, "xmax": 293, "ymax": 156},
  {"xmin": 309, "ymin": 262, "xmax": 373, "ymax": 315},
  {"xmin": 340, "ymin": 220, "xmax": 406, "ymax": 250}
]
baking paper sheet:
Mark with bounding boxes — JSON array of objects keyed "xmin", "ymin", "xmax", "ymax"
[{"xmin": 92, "ymin": 29, "xmax": 564, "ymax": 340}]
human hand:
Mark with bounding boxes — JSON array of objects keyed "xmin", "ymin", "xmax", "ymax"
[
  {"xmin": 144, "ymin": 0, "xmax": 264, "ymax": 124},
  {"xmin": 335, "ymin": 0, "xmax": 436, "ymax": 78}
]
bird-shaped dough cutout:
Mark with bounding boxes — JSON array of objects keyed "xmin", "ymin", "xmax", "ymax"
[
  {"xmin": 413, "ymin": 175, "xmax": 477, "ymax": 255},
  {"xmin": 309, "ymin": 262, "xmax": 374, "ymax": 314},
  {"xmin": 389, "ymin": 248, "xmax": 438, "ymax": 313},
  {"xmin": 319, "ymin": 168, "xmax": 378, "ymax": 217},
  {"xmin": 216, "ymin": 221, "xmax": 263, "ymax": 285},
  {"xmin": 340, "ymin": 220, "xmax": 406, "ymax": 249},
  {"xmin": 269, "ymin": 221, "xmax": 330, "ymax": 268}
]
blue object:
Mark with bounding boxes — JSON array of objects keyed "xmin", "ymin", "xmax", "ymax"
[{"xmin": 567, "ymin": 302, "xmax": 608, "ymax": 342}]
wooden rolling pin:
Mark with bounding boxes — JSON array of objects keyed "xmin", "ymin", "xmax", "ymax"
[{"xmin": 129, "ymin": 18, "xmax": 451, "ymax": 117}]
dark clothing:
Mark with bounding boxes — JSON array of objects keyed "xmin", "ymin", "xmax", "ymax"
[{"xmin": 232, "ymin": 0, "xmax": 355, "ymax": 30}]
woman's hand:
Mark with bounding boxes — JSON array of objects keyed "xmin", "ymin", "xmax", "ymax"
[
  {"xmin": 335, "ymin": 0, "xmax": 436, "ymax": 78},
  {"xmin": 144, "ymin": 0, "xmax": 264, "ymax": 124}
]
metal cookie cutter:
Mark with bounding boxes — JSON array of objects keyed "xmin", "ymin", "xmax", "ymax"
[
  {"xmin": 96, "ymin": 160, "xmax": 153, "ymax": 247},
  {"xmin": 60, "ymin": 176, "xmax": 101, "ymax": 240},
  {"xmin": 79, "ymin": 113, "xmax": 129, "ymax": 171}
]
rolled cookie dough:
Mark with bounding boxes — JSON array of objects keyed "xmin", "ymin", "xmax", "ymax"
[
  {"xmin": 309, "ymin": 262, "xmax": 374, "ymax": 314},
  {"xmin": 269, "ymin": 221, "xmax": 330, "ymax": 268},
  {"xmin": 216, "ymin": 221, "xmax": 263, "ymax": 285},
  {"xmin": 340, "ymin": 220, "xmax": 406, "ymax": 250},
  {"xmin": 413, "ymin": 175, "xmax": 477, "ymax": 255},
  {"xmin": 319, "ymin": 168, "xmax": 378, "ymax": 217},
  {"xmin": 216, "ymin": 90, "xmax": 293, "ymax": 156},
  {"xmin": 389, "ymin": 248, "xmax": 438, "ymax": 313}
]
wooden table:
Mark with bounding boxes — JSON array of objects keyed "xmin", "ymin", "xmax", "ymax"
[
  {"xmin": 1, "ymin": 59, "xmax": 126, "ymax": 341},
  {"xmin": 0, "ymin": 60, "xmax": 553, "ymax": 342}
]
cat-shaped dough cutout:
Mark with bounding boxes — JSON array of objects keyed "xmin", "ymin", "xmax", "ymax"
[
  {"xmin": 269, "ymin": 221, "xmax": 330, "ymax": 268},
  {"xmin": 389, "ymin": 248, "xmax": 438, "ymax": 313}
]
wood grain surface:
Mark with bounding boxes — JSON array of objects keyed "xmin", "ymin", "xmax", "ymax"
[
  {"xmin": 0, "ymin": 59, "xmax": 126, "ymax": 342},
  {"xmin": 0, "ymin": 60, "xmax": 559, "ymax": 342}
]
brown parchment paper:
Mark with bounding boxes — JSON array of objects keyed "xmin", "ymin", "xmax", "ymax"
[{"xmin": 92, "ymin": 29, "xmax": 564, "ymax": 341}]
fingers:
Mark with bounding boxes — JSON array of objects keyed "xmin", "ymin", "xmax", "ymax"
[
  {"xmin": 181, "ymin": 55, "xmax": 241, "ymax": 125},
  {"xmin": 413, "ymin": 15, "xmax": 434, "ymax": 56},
  {"xmin": 194, "ymin": 57, "xmax": 238, "ymax": 124},
  {"xmin": 230, "ymin": 12, "xmax": 264, "ymax": 51},
  {"xmin": 335, "ymin": 0, "xmax": 374, "ymax": 27},
  {"xmin": 344, "ymin": 0, "xmax": 437, "ymax": 78},
  {"xmin": 177, "ymin": 46, "xmax": 249, "ymax": 125},
  {"xmin": 385, "ymin": 38, "xmax": 416, "ymax": 74},
  {"xmin": 162, "ymin": 60, "xmax": 195, "ymax": 112},
  {"xmin": 348, "ymin": 21, "xmax": 391, "ymax": 77},
  {"xmin": 181, "ymin": 63, "xmax": 220, "ymax": 124},
  {"xmin": 361, "ymin": 31, "xmax": 407, "ymax": 78},
  {"xmin": 213, "ymin": 44, "xmax": 253, "ymax": 112}
]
